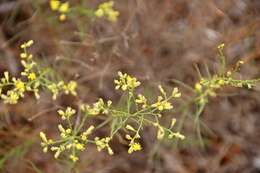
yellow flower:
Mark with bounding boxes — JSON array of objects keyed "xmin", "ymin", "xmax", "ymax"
[
  {"xmin": 70, "ymin": 155, "xmax": 79, "ymax": 162},
  {"xmin": 59, "ymin": 14, "xmax": 66, "ymax": 21},
  {"xmin": 75, "ymin": 143, "xmax": 85, "ymax": 151},
  {"xmin": 28, "ymin": 72, "xmax": 36, "ymax": 80},
  {"xmin": 50, "ymin": 0, "xmax": 60, "ymax": 11},
  {"xmin": 195, "ymin": 83, "xmax": 202, "ymax": 92},
  {"xmin": 128, "ymin": 142, "xmax": 142, "ymax": 154},
  {"xmin": 15, "ymin": 79, "xmax": 25, "ymax": 92},
  {"xmin": 59, "ymin": 2, "xmax": 69, "ymax": 13},
  {"xmin": 95, "ymin": 1, "xmax": 120, "ymax": 22},
  {"xmin": 95, "ymin": 9, "xmax": 104, "ymax": 17},
  {"xmin": 20, "ymin": 53, "xmax": 27, "ymax": 59},
  {"xmin": 171, "ymin": 87, "xmax": 181, "ymax": 98},
  {"xmin": 107, "ymin": 11, "xmax": 119, "ymax": 22},
  {"xmin": 63, "ymin": 81, "xmax": 77, "ymax": 95},
  {"xmin": 114, "ymin": 72, "xmax": 140, "ymax": 91},
  {"xmin": 151, "ymin": 96, "xmax": 173, "ymax": 111}
]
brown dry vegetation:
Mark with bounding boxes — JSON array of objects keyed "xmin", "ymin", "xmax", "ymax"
[{"xmin": 0, "ymin": 0, "xmax": 260, "ymax": 173}]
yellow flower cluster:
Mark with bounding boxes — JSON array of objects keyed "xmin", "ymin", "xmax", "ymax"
[
  {"xmin": 125, "ymin": 125, "xmax": 142, "ymax": 154},
  {"xmin": 114, "ymin": 71, "xmax": 141, "ymax": 91},
  {"xmin": 49, "ymin": 0, "xmax": 70, "ymax": 21},
  {"xmin": 0, "ymin": 40, "xmax": 77, "ymax": 104},
  {"xmin": 39, "ymin": 132, "xmax": 54, "ymax": 153},
  {"xmin": 151, "ymin": 85, "xmax": 181, "ymax": 111},
  {"xmin": 128, "ymin": 142, "xmax": 142, "ymax": 154},
  {"xmin": 194, "ymin": 59, "xmax": 256, "ymax": 105},
  {"xmin": 40, "ymin": 120, "xmax": 95, "ymax": 162},
  {"xmin": 58, "ymin": 107, "xmax": 76, "ymax": 120},
  {"xmin": 40, "ymin": 72, "xmax": 185, "ymax": 162},
  {"xmin": 80, "ymin": 98, "xmax": 112, "ymax": 116},
  {"xmin": 95, "ymin": 1, "xmax": 120, "ymax": 22},
  {"xmin": 94, "ymin": 137, "xmax": 114, "ymax": 155},
  {"xmin": 191, "ymin": 43, "xmax": 260, "ymax": 105}
]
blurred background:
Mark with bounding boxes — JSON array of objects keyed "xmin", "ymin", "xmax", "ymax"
[{"xmin": 0, "ymin": 0, "xmax": 260, "ymax": 172}]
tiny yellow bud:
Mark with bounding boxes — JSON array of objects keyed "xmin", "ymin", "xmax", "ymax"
[
  {"xmin": 107, "ymin": 147, "xmax": 114, "ymax": 155},
  {"xmin": 125, "ymin": 134, "xmax": 132, "ymax": 140},
  {"xmin": 39, "ymin": 132, "xmax": 48, "ymax": 143},
  {"xmin": 70, "ymin": 155, "xmax": 79, "ymax": 162},
  {"xmin": 195, "ymin": 83, "xmax": 202, "ymax": 92},
  {"xmin": 59, "ymin": 14, "xmax": 66, "ymax": 21},
  {"xmin": 170, "ymin": 118, "xmax": 176, "ymax": 128},
  {"xmin": 43, "ymin": 147, "xmax": 48, "ymax": 153},
  {"xmin": 75, "ymin": 143, "xmax": 84, "ymax": 151},
  {"xmin": 20, "ymin": 53, "xmax": 27, "ymax": 58},
  {"xmin": 126, "ymin": 124, "xmax": 136, "ymax": 132},
  {"xmin": 239, "ymin": 60, "xmax": 244, "ymax": 64},
  {"xmin": 26, "ymin": 40, "xmax": 34, "ymax": 47},
  {"xmin": 218, "ymin": 43, "xmax": 225, "ymax": 50}
]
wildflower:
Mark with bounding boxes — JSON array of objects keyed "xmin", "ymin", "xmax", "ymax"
[
  {"xmin": 95, "ymin": 137, "xmax": 113, "ymax": 155},
  {"xmin": 63, "ymin": 81, "xmax": 77, "ymax": 96},
  {"xmin": 151, "ymin": 96, "xmax": 173, "ymax": 111},
  {"xmin": 50, "ymin": 0, "xmax": 60, "ymax": 11},
  {"xmin": 39, "ymin": 132, "xmax": 53, "ymax": 153},
  {"xmin": 58, "ymin": 107, "xmax": 76, "ymax": 120},
  {"xmin": 135, "ymin": 94, "xmax": 147, "ymax": 108},
  {"xmin": 28, "ymin": 72, "xmax": 36, "ymax": 80},
  {"xmin": 59, "ymin": 14, "xmax": 66, "ymax": 21},
  {"xmin": 1, "ymin": 91, "xmax": 19, "ymax": 104},
  {"xmin": 20, "ymin": 53, "xmax": 27, "ymax": 59},
  {"xmin": 54, "ymin": 148, "xmax": 61, "ymax": 159},
  {"xmin": 156, "ymin": 125, "xmax": 165, "ymax": 140},
  {"xmin": 114, "ymin": 72, "xmax": 141, "ymax": 91},
  {"xmin": 95, "ymin": 9, "xmax": 104, "ymax": 17},
  {"xmin": 70, "ymin": 155, "xmax": 79, "ymax": 162},
  {"xmin": 195, "ymin": 83, "xmax": 202, "ymax": 92},
  {"xmin": 47, "ymin": 83, "xmax": 59, "ymax": 100},
  {"xmin": 59, "ymin": 2, "xmax": 69, "ymax": 13},
  {"xmin": 49, "ymin": 0, "xmax": 69, "ymax": 21},
  {"xmin": 95, "ymin": 1, "xmax": 120, "ymax": 22},
  {"xmin": 75, "ymin": 143, "xmax": 85, "ymax": 151},
  {"xmin": 81, "ymin": 125, "xmax": 95, "ymax": 141},
  {"xmin": 172, "ymin": 87, "xmax": 181, "ymax": 98},
  {"xmin": 14, "ymin": 79, "xmax": 25, "ymax": 92},
  {"xmin": 128, "ymin": 142, "xmax": 142, "ymax": 154}
]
